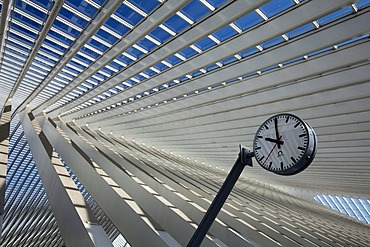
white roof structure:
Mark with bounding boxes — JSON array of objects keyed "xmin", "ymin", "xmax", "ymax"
[{"xmin": 0, "ymin": 0, "xmax": 369, "ymax": 246}]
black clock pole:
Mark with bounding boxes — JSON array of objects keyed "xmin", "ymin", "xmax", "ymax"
[{"xmin": 187, "ymin": 145, "xmax": 254, "ymax": 247}]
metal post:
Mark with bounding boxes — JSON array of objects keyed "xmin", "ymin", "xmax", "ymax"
[{"xmin": 187, "ymin": 146, "xmax": 254, "ymax": 247}]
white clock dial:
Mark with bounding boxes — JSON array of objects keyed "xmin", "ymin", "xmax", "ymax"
[{"xmin": 253, "ymin": 113, "xmax": 317, "ymax": 175}]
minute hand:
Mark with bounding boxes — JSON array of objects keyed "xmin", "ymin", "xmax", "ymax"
[{"xmin": 274, "ymin": 118, "xmax": 281, "ymax": 149}]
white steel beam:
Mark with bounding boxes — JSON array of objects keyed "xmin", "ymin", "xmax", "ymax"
[
  {"xmin": 35, "ymin": 113, "xmax": 168, "ymax": 247},
  {"xmin": 19, "ymin": 109, "xmax": 112, "ymax": 247},
  {"xmin": 56, "ymin": 119, "xmax": 220, "ymax": 247},
  {"xmin": 61, "ymin": 0, "xmax": 357, "ymax": 121},
  {"xmin": 0, "ymin": 99, "xmax": 12, "ymax": 236}
]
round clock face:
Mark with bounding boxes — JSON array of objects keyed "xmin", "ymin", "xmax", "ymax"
[{"xmin": 253, "ymin": 113, "xmax": 317, "ymax": 175}]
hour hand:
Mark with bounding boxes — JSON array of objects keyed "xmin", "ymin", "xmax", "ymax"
[{"xmin": 265, "ymin": 137, "xmax": 284, "ymax": 145}]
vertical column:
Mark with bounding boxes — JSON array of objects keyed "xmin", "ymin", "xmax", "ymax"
[
  {"xmin": 19, "ymin": 109, "xmax": 113, "ymax": 247},
  {"xmin": 0, "ymin": 100, "xmax": 11, "ymax": 237}
]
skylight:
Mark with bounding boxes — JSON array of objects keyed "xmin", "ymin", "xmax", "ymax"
[{"xmin": 314, "ymin": 195, "xmax": 370, "ymax": 224}]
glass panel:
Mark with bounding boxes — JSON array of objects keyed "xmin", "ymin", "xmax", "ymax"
[
  {"xmin": 30, "ymin": 0, "xmax": 53, "ymax": 10},
  {"xmin": 100, "ymin": 67, "xmax": 114, "ymax": 76},
  {"xmin": 153, "ymin": 62, "xmax": 168, "ymax": 72},
  {"xmin": 80, "ymin": 47, "xmax": 100, "ymax": 59},
  {"xmin": 13, "ymin": 12, "xmax": 42, "ymax": 30},
  {"xmin": 259, "ymin": 0, "xmax": 294, "ymax": 18},
  {"xmin": 116, "ymin": 54, "xmax": 134, "ymax": 66},
  {"xmin": 355, "ymin": 0, "xmax": 370, "ymax": 10},
  {"xmin": 212, "ymin": 25, "xmax": 237, "ymax": 42},
  {"xmin": 282, "ymin": 57, "xmax": 303, "ymax": 66},
  {"xmin": 87, "ymin": 39, "xmax": 109, "ymax": 53},
  {"xmin": 104, "ymin": 17, "xmax": 131, "ymax": 36},
  {"xmin": 137, "ymin": 37, "xmax": 158, "ymax": 52},
  {"xmin": 69, "ymin": 60, "xmax": 86, "ymax": 71},
  {"xmin": 88, "ymin": 76, "xmax": 101, "ymax": 85},
  {"xmin": 91, "ymin": 0, "xmax": 106, "ymax": 6},
  {"xmin": 204, "ymin": 63, "xmax": 219, "ymax": 72},
  {"xmin": 134, "ymin": 74, "xmax": 146, "ymax": 81},
  {"xmin": 65, "ymin": 0, "xmax": 100, "ymax": 18},
  {"xmin": 317, "ymin": 6, "xmax": 353, "ymax": 26},
  {"xmin": 207, "ymin": 0, "xmax": 228, "ymax": 8},
  {"xmin": 8, "ymin": 32, "xmax": 34, "ymax": 47},
  {"xmin": 315, "ymin": 195, "xmax": 370, "ymax": 224},
  {"xmin": 179, "ymin": 47, "xmax": 197, "ymax": 59},
  {"xmin": 39, "ymin": 46, "xmax": 62, "ymax": 60},
  {"xmin": 234, "ymin": 11, "xmax": 263, "ymax": 31},
  {"xmin": 108, "ymin": 60, "xmax": 124, "ymax": 71},
  {"xmin": 181, "ymin": 0, "xmax": 211, "ymax": 22},
  {"xmin": 261, "ymin": 65, "xmax": 279, "ymax": 73},
  {"xmin": 58, "ymin": 8, "xmax": 88, "ymax": 29},
  {"xmin": 261, "ymin": 36, "xmax": 285, "ymax": 49},
  {"xmin": 6, "ymin": 39, "xmax": 30, "ymax": 53},
  {"xmin": 126, "ymin": 79, "xmax": 136, "ymax": 86},
  {"xmin": 191, "ymin": 70, "xmax": 203, "ymax": 77},
  {"xmin": 74, "ymin": 53, "xmax": 94, "ymax": 65},
  {"xmin": 239, "ymin": 47, "xmax": 259, "ymax": 58},
  {"xmin": 126, "ymin": 47, "xmax": 145, "ymax": 59},
  {"xmin": 96, "ymin": 71, "xmax": 108, "ymax": 80},
  {"xmin": 52, "ymin": 20, "xmax": 81, "ymax": 37},
  {"xmin": 108, "ymin": 61, "xmax": 123, "ymax": 71},
  {"xmin": 95, "ymin": 29, "xmax": 119, "ymax": 45},
  {"xmin": 307, "ymin": 47, "xmax": 333, "ymax": 57},
  {"xmin": 30, "ymin": 65, "xmax": 49, "ymax": 75},
  {"xmin": 128, "ymin": 0, "xmax": 160, "ymax": 14},
  {"xmin": 34, "ymin": 59, "xmax": 53, "ymax": 70},
  {"xmin": 165, "ymin": 55, "xmax": 182, "ymax": 66},
  {"xmin": 15, "ymin": 1, "xmax": 48, "ymax": 21},
  {"xmin": 164, "ymin": 15, "xmax": 190, "ymax": 33},
  {"xmin": 221, "ymin": 56, "xmax": 237, "ymax": 66},
  {"xmin": 63, "ymin": 68, "xmax": 79, "ymax": 78},
  {"xmin": 48, "ymin": 29, "xmax": 74, "ymax": 45},
  {"xmin": 149, "ymin": 26, "xmax": 173, "ymax": 43},
  {"xmin": 115, "ymin": 4, "xmax": 144, "ymax": 26},
  {"xmin": 194, "ymin": 36, "xmax": 216, "ymax": 51},
  {"xmin": 286, "ymin": 23, "xmax": 315, "ymax": 39},
  {"xmin": 10, "ymin": 22, "xmax": 38, "ymax": 40},
  {"xmin": 44, "ymin": 39, "xmax": 68, "ymax": 52},
  {"xmin": 143, "ymin": 68, "xmax": 156, "ymax": 76}
]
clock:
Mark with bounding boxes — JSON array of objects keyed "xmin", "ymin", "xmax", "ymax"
[{"xmin": 253, "ymin": 113, "xmax": 317, "ymax": 175}]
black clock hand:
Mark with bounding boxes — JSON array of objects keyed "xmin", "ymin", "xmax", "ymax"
[
  {"xmin": 265, "ymin": 137, "xmax": 284, "ymax": 145},
  {"xmin": 263, "ymin": 135, "xmax": 282, "ymax": 166},
  {"xmin": 274, "ymin": 118, "xmax": 281, "ymax": 149}
]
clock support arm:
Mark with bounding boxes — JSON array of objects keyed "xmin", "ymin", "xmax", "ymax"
[{"xmin": 187, "ymin": 145, "xmax": 254, "ymax": 247}]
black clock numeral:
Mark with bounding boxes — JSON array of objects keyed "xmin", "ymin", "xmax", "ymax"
[
  {"xmin": 259, "ymin": 156, "xmax": 265, "ymax": 161},
  {"xmin": 257, "ymin": 135, "xmax": 263, "ymax": 139},
  {"xmin": 294, "ymin": 122, "xmax": 300, "ymax": 128},
  {"xmin": 291, "ymin": 157, "xmax": 297, "ymax": 163},
  {"xmin": 255, "ymin": 146, "xmax": 261, "ymax": 150},
  {"xmin": 265, "ymin": 125, "xmax": 269, "ymax": 129},
  {"xmin": 298, "ymin": 146, "xmax": 305, "ymax": 151},
  {"xmin": 280, "ymin": 162, "xmax": 283, "ymax": 170},
  {"xmin": 285, "ymin": 116, "xmax": 289, "ymax": 123},
  {"xmin": 269, "ymin": 162, "xmax": 272, "ymax": 169},
  {"xmin": 299, "ymin": 133, "xmax": 306, "ymax": 138}
]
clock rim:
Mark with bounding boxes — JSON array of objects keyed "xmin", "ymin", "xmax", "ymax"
[{"xmin": 253, "ymin": 113, "xmax": 317, "ymax": 176}]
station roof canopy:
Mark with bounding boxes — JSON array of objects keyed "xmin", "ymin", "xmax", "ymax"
[{"xmin": 0, "ymin": 0, "xmax": 369, "ymax": 245}]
